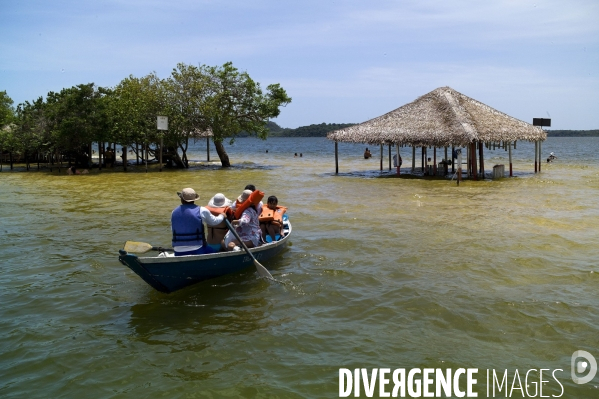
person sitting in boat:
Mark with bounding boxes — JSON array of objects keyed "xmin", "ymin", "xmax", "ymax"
[
  {"xmin": 231, "ymin": 184, "xmax": 263, "ymax": 216},
  {"xmin": 223, "ymin": 189, "xmax": 262, "ymax": 251},
  {"xmin": 204, "ymin": 193, "xmax": 233, "ymax": 252},
  {"xmin": 547, "ymin": 152, "xmax": 557, "ymax": 163},
  {"xmin": 259, "ymin": 195, "xmax": 288, "ymax": 242},
  {"xmin": 364, "ymin": 148, "xmax": 372, "ymax": 159},
  {"xmin": 171, "ymin": 188, "xmax": 226, "ymax": 256}
]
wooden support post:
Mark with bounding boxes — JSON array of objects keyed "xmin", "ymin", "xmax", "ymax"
[
  {"xmin": 335, "ymin": 141, "xmax": 339, "ymax": 174},
  {"xmin": 396, "ymin": 143, "xmax": 400, "ymax": 175},
  {"xmin": 433, "ymin": 147, "xmax": 437, "ymax": 175},
  {"xmin": 535, "ymin": 141, "xmax": 539, "ymax": 173},
  {"xmin": 479, "ymin": 140, "xmax": 484, "ymax": 178},
  {"xmin": 471, "ymin": 142, "xmax": 478, "ymax": 180},
  {"xmin": 411, "ymin": 146, "xmax": 415, "ymax": 174},
  {"xmin": 379, "ymin": 144, "xmax": 383, "ymax": 171},
  {"xmin": 538, "ymin": 140, "xmax": 542, "ymax": 173},
  {"xmin": 421, "ymin": 147, "xmax": 425, "ymax": 174},
  {"xmin": 388, "ymin": 144, "xmax": 391, "ymax": 170},
  {"xmin": 457, "ymin": 148, "xmax": 462, "ymax": 186},
  {"xmin": 466, "ymin": 144, "xmax": 470, "ymax": 177},
  {"xmin": 159, "ymin": 135, "xmax": 163, "ymax": 172},
  {"xmin": 508, "ymin": 141, "xmax": 513, "ymax": 177},
  {"xmin": 451, "ymin": 146, "xmax": 455, "ymax": 174}
]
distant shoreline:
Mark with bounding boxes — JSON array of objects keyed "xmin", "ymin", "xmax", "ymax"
[
  {"xmin": 545, "ymin": 130, "xmax": 599, "ymax": 137},
  {"xmin": 265, "ymin": 122, "xmax": 599, "ymax": 137}
]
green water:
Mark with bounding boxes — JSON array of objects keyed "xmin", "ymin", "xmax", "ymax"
[{"xmin": 1, "ymin": 138, "xmax": 598, "ymax": 397}]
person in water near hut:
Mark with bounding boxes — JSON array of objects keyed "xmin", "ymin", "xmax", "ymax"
[
  {"xmin": 204, "ymin": 193, "xmax": 233, "ymax": 252},
  {"xmin": 104, "ymin": 147, "xmax": 115, "ymax": 168},
  {"xmin": 547, "ymin": 152, "xmax": 557, "ymax": 163},
  {"xmin": 67, "ymin": 166, "xmax": 89, "ymax": 175},
  {"xmin": 364, "ymin": 148, "xmax": 372, "ymax": 159},
  {"xmin": 171, "ymin": 188, "xmax": 226, "ymax": 256},
  {"xmin": 259, "ymin": 195, "xmax": 287, "ymax": 242},
  {"xmin": 223, "ymin": 189, "xmax": 262, "ymax": 251}
]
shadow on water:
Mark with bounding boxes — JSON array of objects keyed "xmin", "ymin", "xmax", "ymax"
[
  {"xmin": 128, "ymin": 269, "xmax": 269, "ymax": 339},
  {"xmin": 126, "ymin": 246, "xmax": 295, "ymax": 341}
]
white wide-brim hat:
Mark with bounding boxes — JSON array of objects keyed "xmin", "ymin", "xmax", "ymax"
[
  {"xmin": 208, "ymin": 193, "xmax": 232, "ymax": 208},
  {"xmin": 237, "ymin": 189, "xmax": 252, "ymax": 203}
]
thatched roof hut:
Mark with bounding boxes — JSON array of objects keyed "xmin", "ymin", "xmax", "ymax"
[{"xmin": 327, "ymin": 86, "xmax": 546, "ymax": 147}]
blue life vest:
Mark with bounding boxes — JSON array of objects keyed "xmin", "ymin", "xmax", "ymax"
[{"xmin": 171, "ymin": 204, "xmax": 205, "ymax": 247}]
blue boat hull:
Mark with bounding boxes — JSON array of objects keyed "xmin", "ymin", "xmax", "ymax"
[{"xmin": 119, "ymin": 222, "xmax": 291, "ymax": 293}]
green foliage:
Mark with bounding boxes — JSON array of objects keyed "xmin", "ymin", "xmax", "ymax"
[
  {"xmin": 45, "ymin": 83, "xmax": 105, "ymax": 152},
  {"xmin": 202, "ymin": 62, "xmax": 291, "ymax": 144},
  {"xmin": 546, "ymin": 130, "xmax": 599, "ymax": 137},
  {"xmin": 0, "ymin": 90, "xmax": 15, "ymax": 127},
  {"xmin": 8, "ymin": 61, "xmax": 291, "ymax": 168},
  {"xmin": 107, "ymin": 74, "xmax": 163, "ymax": 145}
]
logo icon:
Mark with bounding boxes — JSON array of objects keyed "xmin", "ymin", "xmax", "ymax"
[{"xmin": 571, "ymin": 350, "xmax": 597, "ymax": 384}]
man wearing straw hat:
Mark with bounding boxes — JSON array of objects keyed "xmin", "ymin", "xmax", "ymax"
[{"xmin": 171, "ymin": 188, "xmax": 226, "ymax": 256}]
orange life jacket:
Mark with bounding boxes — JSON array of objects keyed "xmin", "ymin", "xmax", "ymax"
[
  {"xmin": 234, "ymin": 190, "xmax": 264, "ymax": 219},
  {"xmin": 259, "ymin": 205, "xmax": 287, "ymax": 227},
  {"xmin": 204, "ymin": 205, "xmax": 229, "ymax": 245}
]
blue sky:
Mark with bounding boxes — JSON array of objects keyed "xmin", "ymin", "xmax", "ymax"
[{"xmin": 1, "ymin": 0, "xmax": 597, "ymax": 129}]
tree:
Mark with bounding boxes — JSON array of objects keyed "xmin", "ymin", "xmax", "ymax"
[
  {"xmin": 45, "ymin": 83, "xmax": 105, "ymax": 165},
  {"xmin": 106, "ymin": 74, "xmax": 164, "ymax": 167},
  {"xmin": 0, "ymin": 91, "xmax": 15, "ymax": 127},
  {"xmin": 202, "ymin": 62, "xmax": 291, "ymax": 167},
  {"xmin": 14, "ymin": 97, "xmax": 50, "ymax": 170},
  {"xmin": 163, "ymin": 64, "xmax": 212, "ymax": 168}
]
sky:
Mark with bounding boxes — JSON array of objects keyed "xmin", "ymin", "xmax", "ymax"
[{"xmin": 1, "ymin": 0, "xmax": 598, "ymax": 129}]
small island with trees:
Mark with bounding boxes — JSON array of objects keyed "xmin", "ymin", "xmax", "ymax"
[{"xmin": 0, "ymin": 62, "xmax": 291, "ymax": 170}]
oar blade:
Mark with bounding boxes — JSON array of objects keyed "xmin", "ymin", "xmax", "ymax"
[
  {"xmin": 253, "ymin": 260, "xmax": 274, "ymax": 279},
  {"xmin": 124, "ymin": 241, "xmax": 153, "ymax": 253}
]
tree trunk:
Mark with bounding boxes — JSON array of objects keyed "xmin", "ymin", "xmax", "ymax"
[{"xmin": 214, "ymin": 141, "xmax": 231, "ymax": 167}]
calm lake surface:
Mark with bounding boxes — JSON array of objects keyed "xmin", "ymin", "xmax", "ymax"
[{"xmin": 1, "ymin": 137, "xmax": 598, "ymax": 398}]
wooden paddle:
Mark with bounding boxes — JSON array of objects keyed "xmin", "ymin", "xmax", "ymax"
[
  {"xmin": 224, "ymin": 219, "xmax": 274, "ymax": 280},
  {"xmin": 124, "ymin": 241, "xmax": 172, "ymax": 254}
]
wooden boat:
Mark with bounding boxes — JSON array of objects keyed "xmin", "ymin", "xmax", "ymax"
[{"xmin": 118, "ymin": 219, "xmax": 291, "ymax": 293}]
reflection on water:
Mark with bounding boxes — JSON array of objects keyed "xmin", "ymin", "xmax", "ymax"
[{"xmin": 1, "ymin": 137, "xmax": 599, "ymax": 396}]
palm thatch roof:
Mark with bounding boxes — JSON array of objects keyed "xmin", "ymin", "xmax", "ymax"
[{"xmin": 327, "ymin": 86, "xmax": 546, "ymax": 147}]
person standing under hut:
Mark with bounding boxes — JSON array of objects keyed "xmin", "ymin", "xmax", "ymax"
[
  {"xmin": 223, "ymin": 189, "xmax": 262, "ymax": 251},
  {"xmin": 171, "ymin": 188, "xmax": 226, "ymax": 256}
]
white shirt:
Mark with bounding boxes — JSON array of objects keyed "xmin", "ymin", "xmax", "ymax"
[{"xmin": 173, "ymin": 206, "xmax": 225, "ymax": 252}]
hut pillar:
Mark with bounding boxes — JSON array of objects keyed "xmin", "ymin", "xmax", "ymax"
[
  {"xmin": 451, "ymin": 146, "xmax": 455, "ymax": 174},
  {"xmin": 421, "ymin": 147, "xmax": 425, "ymax": 174},
  {"xmin": 433, "ymin": 147, "xmax": 437, "ymax": 175},
  {"xmin": 538, "ymin": 140, "xmax": 542, "ymax": 173},
  {"xmin": 471, "ymin": 142, "xmax": 478, "ymax": 180},
  {"xmin": 379, "ymin": 144, "xmax": 383, "ymax": 171},
  {"xmin": 508, "ymin": 141, "xmax": 513, "ymax": 177},
  {"xmin": 160, "ymin": 135, "xmax": 164, "ymax": 172},
  {"xmin": 411, "ymin": 146, "xmax": 416, "ymax": 174},
  {"xmin": 396, "ymin": 144, "xmax": 400, "ymax": 175},
  {"xmin": 388, "ymin": 145, "xmax": 391, "ymax": 170},
  {"xmin": 334, "ymin": 141, "xmax": 338, "ymax": 175},
  {"xmin": 534, "ymin": 141, "xmax": 538, "ymax": 173},
  {"xmin": 479, "ymin": 140, "xmax": 484, "ymax": 178}
]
